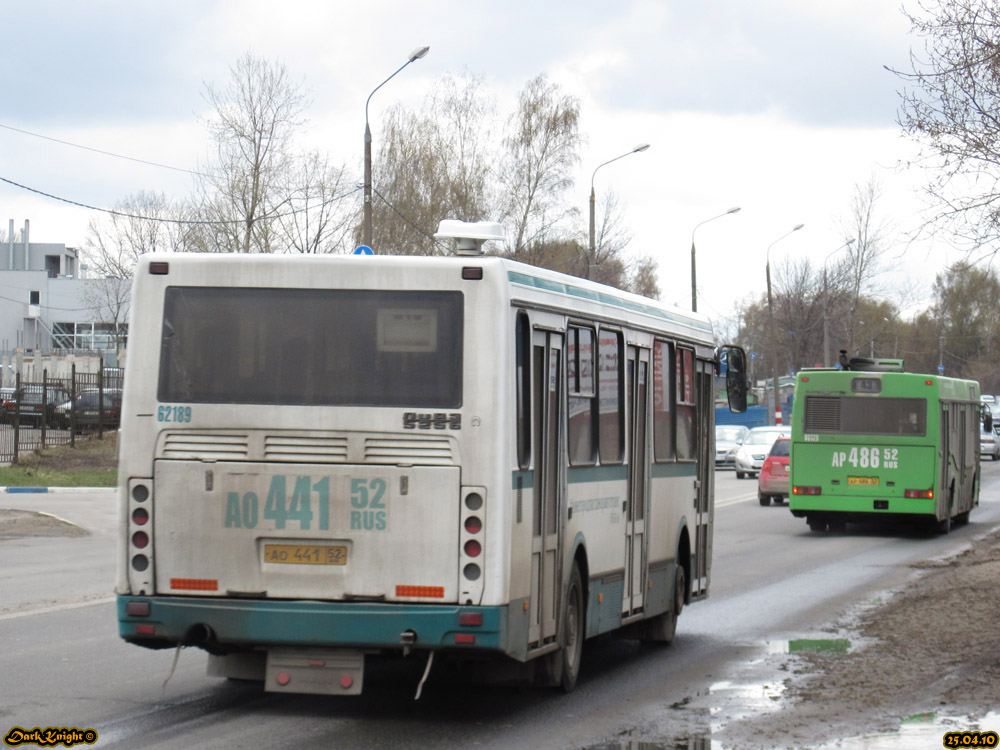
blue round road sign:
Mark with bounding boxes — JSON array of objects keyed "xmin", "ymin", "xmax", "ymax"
[{"xmin": 354, "ymin": 245, "xmax": 374, "ymax": 255}]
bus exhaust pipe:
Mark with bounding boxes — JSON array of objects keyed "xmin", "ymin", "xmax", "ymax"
[{"xmin": 183, "ymin": 623, "xmax": 216, "ymax": 647}]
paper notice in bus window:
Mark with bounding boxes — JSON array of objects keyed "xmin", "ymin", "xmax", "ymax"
[{"xmin": 377, "ymin": 309, "xmax": 438, "ymax": 352}]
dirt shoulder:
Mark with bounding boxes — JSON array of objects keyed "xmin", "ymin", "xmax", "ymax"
[{"xmin": 722, "ymin": 525, "xmax": 1000, "ymax": 748}]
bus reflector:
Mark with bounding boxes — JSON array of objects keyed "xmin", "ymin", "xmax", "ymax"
[
  {"xmin": 455, "ymin": 634, "xmax": 476, "ymax": 644},
  {"xmin": 170, "ymin": 578, "xmax": 219, "ymax": 591},
  {"xmin": 135, "ymin": 624, "xmax": 156, "ymax": 635},
  {"xmin": 904, "ymin": 489, "xmax": 934, "ymax": 499},
  {"xmin": 458, "ymin": 612, "xmax": 483, "ymax": 626},
  {"xmin": 125, "ymin": 600, "xmax": 151, "ymax": 617},
  {"xmin": 793, "ymin": 486, "xmax": 822, "ymax": 496},
  {"xmin": 396, "ymin": 585, "xmax": 445, "ymax": 598}
]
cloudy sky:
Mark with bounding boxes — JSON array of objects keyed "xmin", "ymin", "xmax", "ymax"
[{"xmin": 0, "ymin": 0, "xmax": 957, "ymax": 327}]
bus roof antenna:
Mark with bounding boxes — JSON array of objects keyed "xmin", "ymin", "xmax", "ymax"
[{"xmin": 434, "ymin": 220, "xmax": 505, "ymax": 256}]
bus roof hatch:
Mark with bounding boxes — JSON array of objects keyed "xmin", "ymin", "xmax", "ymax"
[
  {"xmin": 434, "ymin": 220, "xmax": 505, "ymax": 256},
  {"xmin": 838, "ymin": 350, "xmax": 905, "ymax": 372}
]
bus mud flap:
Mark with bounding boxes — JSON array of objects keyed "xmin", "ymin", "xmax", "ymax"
[{"xmin": 264, "ymin": 647, "xmax": 364, "ymax": 695}]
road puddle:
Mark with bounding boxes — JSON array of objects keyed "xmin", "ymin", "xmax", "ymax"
[{"xmin": 583, "ymin": 731, "xmax": 710, "ymax": 749}]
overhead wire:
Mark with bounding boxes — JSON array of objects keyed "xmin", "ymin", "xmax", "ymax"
[
  {"xmin": 0, "ymin": 121, "xmax": 210, "ymax": 178},
  {"xmin": 0, "ymin": 175, "xmax": 363, "ymax": 226}
]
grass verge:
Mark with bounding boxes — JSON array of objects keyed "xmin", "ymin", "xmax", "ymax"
[{"xmin": 0, "ymin": 431, "xmax": 118, "ymax": 487}]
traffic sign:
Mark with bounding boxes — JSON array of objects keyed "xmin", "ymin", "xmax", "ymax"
[
  {"xmin": 938, "ymin": 364, "xmax": 945, "ymax": 373},
  {"xmin": 354, "ymin": 245, "xmax": 374, "ymax": 255}
]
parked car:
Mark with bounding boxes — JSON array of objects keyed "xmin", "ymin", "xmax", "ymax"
[
  {"xmin": 734, "ymin": 426, "xmax": 791, "ymax": 479},
  {"xmin": 53, "ymin": 389, "xmax": 123, "ymax": 430},
  {"xmin": 758, "ymin": 437, "xmax": 791, "ymax": 505},
  {"xmin": 980, "ymin": 424, "xmax": 1000, "ymax": 461},
  {"xmin": 715, "ymin": 425, "xmax": 750, "ymax": 468},
  {"xmin": 1, "ymin": 386, "xmax": 71, "ymax": 426}
]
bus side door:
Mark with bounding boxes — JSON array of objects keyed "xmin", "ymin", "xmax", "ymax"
[
  {"xmin": 529, "ymin": 329, "xmax": 563, "ymax": 647},
  {"xmin": 624, "ymin": 346, "xmax": 650, "ymax": 616}
]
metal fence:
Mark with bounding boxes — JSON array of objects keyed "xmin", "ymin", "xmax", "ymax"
[{"xmin": 0, "ymin": 368, "xmax": 123, "ymax": 465}]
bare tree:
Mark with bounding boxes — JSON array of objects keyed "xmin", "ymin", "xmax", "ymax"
[
  {"xmin": 895, "ymin": 0, "xmax": 1000, "ymax": 252},
  {"xmin": 369, "ymin": 72, "xmax": 496, "ymax": 254},
  {"xmin": 276, "ymin": 151, "xmax": 356, "ymax": 254},
  {"xmin": 196, "ymin": 51, "xmax": 308, "ymax": 253},
  {"xmin": 80, "ymin": 276, "xmax": 131, "ymax": 352},
  {"xmin": 499, "ymin": 75, "xmax": 582, "ymax": 255},
  {"xmin": 840, "ymin": 178, "xmax": 892, "ymax": 354},
  {"xmin": 83, "ymin": 191, "xmax": 190, "ymax": 278}
]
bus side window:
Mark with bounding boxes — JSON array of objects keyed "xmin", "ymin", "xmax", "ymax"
[
  {"xmin": 516, "ymin": 312, "xmax": 531, "ymax": 469},
  {"xmin": 653, "ymin": 340, "xmax": 674, "ymax": 461},
  {"xmin": 598, "ymin": 330, "xmax": 624, "ymax": 463},
  {"xmin": 676, "ymin": 347, "xmax": 696, "ymax": 459},
  {"xmin": 567, "ymin": 325, "xmax": 597, "ymax": 465}
]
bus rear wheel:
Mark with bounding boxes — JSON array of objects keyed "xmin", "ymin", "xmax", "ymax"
[
  {"xmin": 559, "ymin": 564, "xmax": 584, "ymax": 692},
  {"xmin": 643, "ymin": 564, "xmax": 685, "ymax": 644},
  {"xmin": 807, "ymin": 516, "xmax": 828, "ymax": 532}
]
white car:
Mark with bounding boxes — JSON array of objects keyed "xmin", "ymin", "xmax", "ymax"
[
  {"xmin": 715, "ymin": 424, "xmax": 750, "ymax": 468},
  {"xmin": 734, "ymin": 426, "xmax": 791, "ymax": 479},
  {"xmin": 981, "ymin": 424, "xmax": 1000, "ymax": 461}
]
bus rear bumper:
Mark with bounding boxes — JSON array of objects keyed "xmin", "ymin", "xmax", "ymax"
[
  {"xmin": 117, "ymin": 595, "xmax": 513, "ymax": 656},
  {"xmin": 789, "ymin": 496, "xmax": 936, "ymax": 517}
]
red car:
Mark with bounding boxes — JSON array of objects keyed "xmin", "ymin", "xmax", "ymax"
[{"xmin": 758, "ymin": 437, "xmax": 790, "ymax": 506}]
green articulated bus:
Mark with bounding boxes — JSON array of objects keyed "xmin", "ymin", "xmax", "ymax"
[{"xmin": 789, "ymin": 355, "xmax": 984, "ymax": 533}]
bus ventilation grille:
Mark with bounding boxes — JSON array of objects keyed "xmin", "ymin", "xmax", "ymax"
[
  {"xmin": 264, "ymin": 435, "xmax": 349, "ymax": 462},
  {"xmin": 803, "ymin": 396, "xmax": 841, "ymax": 432},
  {"xmin": 363, "ymin": 438, "xmax": 454, "ymax": 465},
  {"xmin": 161, "ymin": 432, "xmax": 251, "ymax": 460}
]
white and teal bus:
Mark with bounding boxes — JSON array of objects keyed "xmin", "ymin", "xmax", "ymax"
[{"xmin": 116, "ymin": 221, "xmax": 747, "ymax": 695}]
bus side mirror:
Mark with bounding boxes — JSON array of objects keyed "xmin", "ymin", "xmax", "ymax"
[{"xmin": 720, "ymin": 345, "xmax": 748, "ymax": 414}]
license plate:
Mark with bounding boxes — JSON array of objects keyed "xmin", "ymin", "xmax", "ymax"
[
  {"xmin": 847, "ymin": 476, "xmax": 879, "ymax": 486},
  {"xmin": 263, "ymin": 543, "xmax": 348, "ymax": 565}
]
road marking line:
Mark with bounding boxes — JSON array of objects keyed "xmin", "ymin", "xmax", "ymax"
[{"xmin": 0, "ymin": 595, "xmax": 115, "ymax": 621}]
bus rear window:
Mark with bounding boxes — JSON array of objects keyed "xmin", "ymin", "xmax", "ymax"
[
  {"xmin": 158, "ymin": 287, "xmax": 463, "ymax": 407},
  {"xmin": 804, "ymin": 396, "xmax": 926, "ymax": 436}
]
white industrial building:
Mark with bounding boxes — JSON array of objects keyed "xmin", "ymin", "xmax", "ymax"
[{"xmin": 1, "ymin": 220, "xmax": 127, "ymax": 382}]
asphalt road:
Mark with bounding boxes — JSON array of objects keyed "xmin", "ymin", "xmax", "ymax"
[{"xmin": 2, "ymin": 465, "xmax": 999, "ymax": 749}]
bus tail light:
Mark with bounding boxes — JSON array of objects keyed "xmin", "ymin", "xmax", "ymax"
[
  {"xmin": 458, "ymin": 611, "xmax": 483, "ymax": 626},
  {"xmin": 904, "ymin": 489, "xmax": 934, "ymax": 499},
  {"xmin": 127, "ymin": 479, "xmax": 155, "ymax": 595},
  {"xmin": 460, "ymin": 488, "xmax": 487, "ymax": 603},
  {"xmin": 793, "ymin": 486, "xmax": 822, "ymax": 496}
]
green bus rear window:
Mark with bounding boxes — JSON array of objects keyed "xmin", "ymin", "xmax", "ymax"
[{"xmin": 803, "ymin": 396, "xmax": 926, "ymax": 436}]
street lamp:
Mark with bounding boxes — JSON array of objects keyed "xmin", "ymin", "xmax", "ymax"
[
  {"xmin": 690, "ymin": 206, "xmax": 741, "ymax": 312},
  {"xmin": 588, "ymin": 143, "xmax": 650, "ymax": 278},
  {"xmin": 363, "ymin": 45, "xmax": 430, "ymax": 249},
  {"xmin": 765, "ymin": 223, "xmax": 804, "ymax": 425},
  {"xmin": 821, "ymin": 238, "xmax": 855, "ymax": 366}
]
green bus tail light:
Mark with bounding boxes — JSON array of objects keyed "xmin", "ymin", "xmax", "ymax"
[
  {"xmin": 793, "ymin": 486, "xmax": 822, "ymax": 496},
  {"xmin": 904, "ymin": 489, "xmax": 934, "ymax": 499}
]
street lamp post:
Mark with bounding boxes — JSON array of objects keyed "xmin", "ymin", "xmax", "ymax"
[
  {"xmin": 588, "ymin": 144, "xmax": 650, "ymax": 278},
  {"xmin": 766, "ymin": 223, "xmax": 804, "ymax": 425},
  {"xmin": 690, "ymin": 206, "xmax": 741, "ymax": 312},
  {"xmin": 363, "ymin": 45, "xmax": 429, "ymax": 249},
  {"xmin": 821, "ymin": 238, "xmax": 855, "ymax": 367}
]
